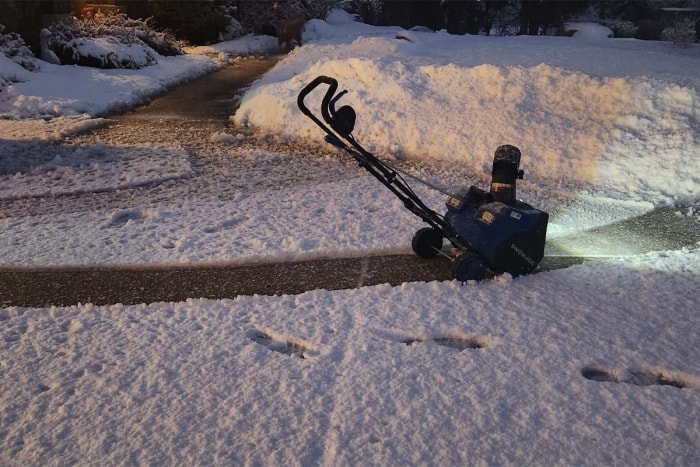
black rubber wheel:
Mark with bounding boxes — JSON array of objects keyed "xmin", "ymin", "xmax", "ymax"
[
  {"xmin": 453, "ymin": 254, "xmax": 487, "ymax": 282},
  {"xmin": 412, "ymin": 227, "xmax": 443, "ymax": 258}
]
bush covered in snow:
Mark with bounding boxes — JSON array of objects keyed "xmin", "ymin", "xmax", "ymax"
[
  {"xmin": 88, "ymin": 12, "xmax": 183, "ymax": 57},
  {"xmin": 601, "ymin": 17, "xmax": 638, "ymax": 38},
  {"xmin": 43, "ymin": 11, "xmax": 182, "ymax": 69},
  {"xmin": 214, "ymin": 2, "xmax": 245, "ymax": 41},
  {"xmin": 0, "ymin": 24, "xmax": 38, "ymax": 72},
  {"xmin": 661, "ymin": 17, "xmax": 698, "ymax": 48},
  {"xmin": 0, "ymin": 24, "xmax": 39, "ymax": 92}
]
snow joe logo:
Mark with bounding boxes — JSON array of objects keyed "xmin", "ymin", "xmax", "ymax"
[{"xmin": 510, "ymin": 243, "xmax": 536, "ymax": 266}]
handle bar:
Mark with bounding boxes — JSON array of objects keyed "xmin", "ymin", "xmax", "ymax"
[
  {"xmin": 297, "ymin": 75, "xmax": 458, "ymax": 241},
  {"xmin": 297, "ymin": 75, "xmax": 339, "ymax": 133}
]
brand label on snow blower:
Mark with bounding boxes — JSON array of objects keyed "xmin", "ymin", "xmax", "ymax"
[{"xmin": 510, "ymin": 243, "xmax": 536, "ymax": 267}]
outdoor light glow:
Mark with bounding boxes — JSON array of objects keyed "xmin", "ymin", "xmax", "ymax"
[{"xmin": 546, "ymin": 199, "xmax": 699, "ymax": 260}]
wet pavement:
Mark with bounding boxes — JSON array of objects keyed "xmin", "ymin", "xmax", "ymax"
[
  {"xmin": 0, "ymin": 255, "xmax": 452, "ymax": 307},
  {"xmin": 545, "ymin": 203, "xmax": 700, "ymax": 257},
  {"xmin": 117, "ymin": 56, "xmax": 282, "ymax": 121},
  {"xmin": 1, "ymin": 251, "xmax": 602, "ymax": 307}
]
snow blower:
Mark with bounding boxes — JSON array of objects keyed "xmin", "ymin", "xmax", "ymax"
[{"xmin": 297, "ymin": 76, "xmax": 549, "ymax": 281}]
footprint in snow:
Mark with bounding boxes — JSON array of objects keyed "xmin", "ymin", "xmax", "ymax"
[
  {"xmin": 106, "ymin": 208, "xmax": 144, "ymax": 228},
  {"xmin": 247, "ymin": 329, "xmax": 309, "ymax": 359},
  {"xmin": 401, "ymin": 334, "xmax": 489, "ymax": 351},
  {"xmin": 202, "ymin": 217, "xmax": 243, "ymax": 234},
  {"xmin": 581, "ymin": 365, "xmax": 695, "ymax": 389}
]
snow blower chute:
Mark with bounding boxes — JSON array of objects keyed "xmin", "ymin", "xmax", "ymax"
[{"xmin": 297, "ymin": 76, "xmax": 549, "ymax": 281}]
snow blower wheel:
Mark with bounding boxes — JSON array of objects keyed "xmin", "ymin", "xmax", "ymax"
[
  {"xmin": 412, "ymin": 227, "xmax": 443, "ymax": 258},
  {"xmin": 453, "ymin": 254, "xmax": 487, "ymax": 282}
]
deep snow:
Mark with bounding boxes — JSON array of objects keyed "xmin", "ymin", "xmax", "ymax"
[{"xmin": 1, "ymin": 10, "xmax": 699, "ymax": 465}]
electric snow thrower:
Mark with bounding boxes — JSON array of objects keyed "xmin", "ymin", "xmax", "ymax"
[{"xmin": 297, "ymin": 76, "xmax": 549, "ymax": 281}]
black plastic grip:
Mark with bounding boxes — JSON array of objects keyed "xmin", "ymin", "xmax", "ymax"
[{"xmin": 297, "ymin": 75, "xmax": 338, "ymax": 127}]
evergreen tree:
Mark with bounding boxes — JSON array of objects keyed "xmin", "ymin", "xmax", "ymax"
[
  {"xmin": 149, "ymin": 0, "xmax": 227, "ymax": 44},
  {"xmin": 518, "ymin": 0, "xmax": 589, "ymax": 35}
]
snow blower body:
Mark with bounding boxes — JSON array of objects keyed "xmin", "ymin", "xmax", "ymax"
[{"xmin": 297, "ymin": 76, "xmax": 548, "ymax": 281}]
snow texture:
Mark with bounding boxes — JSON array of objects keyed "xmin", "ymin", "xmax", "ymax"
[{"xmin": 1, "ymin": 9, "xmax": 699, "ymax": 465}]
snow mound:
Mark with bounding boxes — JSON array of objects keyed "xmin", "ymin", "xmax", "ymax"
[
  {"xmin": 234, "ymin": 53, "xmax": 700, "ymax": 204},
  {"xmin": 564, "ymin": 22, "xmax": 614, "ymax": 39}
]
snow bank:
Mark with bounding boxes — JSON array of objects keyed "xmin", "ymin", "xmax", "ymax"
[
  {"xmin": 564, "ymin": 22, "xmax": 614, "ymax": 39},
  {"xmin": 234, "ymin": 33, "xmax": 700, "ymax": 204},
  {"xmin": 0, "ymin": 54, "xmax": 218, "ymax": 118}
]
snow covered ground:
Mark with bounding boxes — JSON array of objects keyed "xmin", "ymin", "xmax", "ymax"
[{"xmin": 1, "ymin": 10, "xmax": 699, "ymax": 465}]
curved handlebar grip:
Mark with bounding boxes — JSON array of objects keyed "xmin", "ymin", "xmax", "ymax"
[{"xmin": 297, "ymin": 75, "xmax": 338, "ymax": 126}]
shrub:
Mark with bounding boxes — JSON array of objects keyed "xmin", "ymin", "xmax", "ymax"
[
  {"xmin": 302, "ymin": 0, "xmax": 344, "ymax": 20},
  {"xmin": 216, "ymin": 2, "xmax": 245, "ymax": 41},
  {"xmin": 661, "ymin": 17, "xmax": 698, "ymax": 48},
  {"xmin": 601, "ymin": 17, "xmax": 638, "ymax": 38},
  {"xmin": 43, "ymin": 11, "xmax": 182, "ymax": 69},
  {"xmin": 238, "ymin": 0, "xmax": 343, "ymax": 35},
  {"xmin": 0, "ymin": 24, "xmax": 38, "ymax": 72},
  {"xmin": 149, "ymin": 1, "xmax": 228, "ymax": 45},
  {"xmin": 88, "ymin": 12, "xmax": 183, "ymax": 56}
]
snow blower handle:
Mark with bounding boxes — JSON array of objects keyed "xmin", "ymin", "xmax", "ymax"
[
  {"xmin": 298, "ymin": 76, "xmax": 356, "ymax": 141},
  {"xmin": 298, "ymin": 76, "xmax": 458, "ymax": 241},
  {"xmin": 297, "ymin": 75, "xmax": 339, "ymax": 133}
]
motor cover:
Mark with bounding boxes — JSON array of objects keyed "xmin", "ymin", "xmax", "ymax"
[{"xmin": 445, "ymin": 196, "xmax": 548, "ymax": 276}]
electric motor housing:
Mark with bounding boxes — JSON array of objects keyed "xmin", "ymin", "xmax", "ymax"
[{"xmin": 445, "ymin": 196, "xmax": 548, "ymax": 276}]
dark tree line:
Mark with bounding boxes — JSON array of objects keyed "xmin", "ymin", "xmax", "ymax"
[
  {"xmin": 1, "ymin": 0, "xmax": 697, "ymax": 52},
  {"xmin": 125, "ymin": 0, "xmax": 598, "ymax": 40},
  {"xmin": 372, "ymin": 1, "xmax": 589, "ymax": 35}
]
